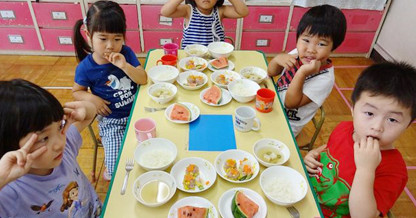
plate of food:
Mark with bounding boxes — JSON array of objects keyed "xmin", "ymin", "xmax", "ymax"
[
  {"xmin": 207, "ymin": 57, "xmax": 235, "ymax": 71},
  {"xmin": 218, "ymin": 187, "xmax": 267, "ymax": 218},
  {"xmin": 178, "ymin": 57, "xmax": 208, "ymax": 72},
  {"xmin": 214, "ymin": 149, "xmax": 259, "ymax": 183},
  {"xmin": 210, "ymin": 70, "xmax": 241, "ymax": 89},
  {"xmin": 176, "ymin": 70, "xmax": 208, "ymax": 90},
  {"xmin": 170, "ymin": 157, "xmax": 217, "ymax": 193},
  {"xmin": 165, "ymin": 102, "xmax": 200, "ymax": 124},
  {"xmin": 199, "ymin": 85, "xmax": 232, "ymax": 107},
  {"xmin": 168, "ymin": 196, "xmax": 218, "ymax": 218}
]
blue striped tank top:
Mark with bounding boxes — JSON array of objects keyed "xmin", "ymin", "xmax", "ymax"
[{"xmin": 181, "ymin": 5, "xmax": 225, "ymax": 49}]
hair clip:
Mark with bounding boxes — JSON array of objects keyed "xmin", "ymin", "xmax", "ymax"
[{"xmin": 83, "ymin": 17, "xmax": 87, "ymax": 26}]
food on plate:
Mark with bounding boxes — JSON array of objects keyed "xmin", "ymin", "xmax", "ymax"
[
  {"xmin": 183, "ymin": 164, "xmax": 205, "ymax": 190},
  {"xmin": 256, "ymin": 147, "xmax": 282, "ymax": 164},
  {"xmin": 138, "ymin": 149, "xmax": 173, "ymax": 169},
  {"xmin": 151, "ymin": 87, "xmax": 173, "ymax": 99},
  {"xmin": 185, "ymin": 58, "xmax": 206, "ymax": 70},
  {"xmin": 223, "ymin": 158, "xmax": 254, "ymax": 181},
  {"xmin": 188, "ymin": 49, "xmax": 206, "ymax": 57},
  {"xmin": 211, "ymin": 57, "xmax": 229, "ymax": 69},
  {"xmin": 140, "ymin": 180, "xmax": 170, "ymax": 204},
  {"xmin": 178, "ymin": 206, "xmax": 209, "ymax": 218},
  {"xmin": 215, "ymin": 74, "xmax": 235, "ymax": 85},
  {"xmin": 203, "ymin": 85, "xmax": 222, "ymax": 104},
  {"xmin": 242, "ymin": 71, "xmax": 263, "ymax": 81},
  {"xmin": 231, "ymin": 191, "xmax": 259, "ymax": 218},
  {"xmin": 186, "ymin": 75, "xmax": 205, "ymax": 87},
  {"xmin": 169, "ymin": 103, "xmax": 191, "ymax": 121}
]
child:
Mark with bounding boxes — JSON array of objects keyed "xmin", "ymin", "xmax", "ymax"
[
  {"xmin": 72, "ymin": 0, "xmax": 147, "ymax": 180},
  {"xmin": 267, "ymin": 5, "xmax": 346, "ymax": 137},
  {"xmin": 161, "ymin": 0, "xmax": 248, "ymax": 49},
  {"xmin": 304, "ymin": 62, "xmax": 416, "ymax": 217},
  {"xmin": 0, "ymin": 79, "xmax": 101, "ymax": 217}
]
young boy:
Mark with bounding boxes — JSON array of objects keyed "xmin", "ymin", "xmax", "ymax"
[
  {"xmin": 304, "ymin": 62, "xmax": 416, "ymax": 217},
  {"xmin": 0, "ymin": 79, "xmax": 101, "ymax": 217},
  {"xmin": 267, "ymin": 4, "xmax": 346, "ymax": 137}
]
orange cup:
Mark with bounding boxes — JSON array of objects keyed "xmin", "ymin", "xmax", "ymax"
[
  {"xmin": 255, "ymin": 88, "xmax": 275, "ymax": 113},
  {"xmin": 156, "ymin": 54, "xmax": 177, "ymax": 66}
]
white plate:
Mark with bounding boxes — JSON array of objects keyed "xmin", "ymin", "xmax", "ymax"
[
  {"xmin": 176, "ymin": 70, "xmax": 208, "ymax": 90},
  {"xmin": 168, "ymin": 196, "xmax": 218, "ymax": 218},
  {"xmin": 218, "ymin": 187, "xmax": 267, "ymax": 218},
  {"xmin": 165, "ymin": 102, "xmax": 200, "ymax": 124},
  {"xmin": 214, "ymin": 149, "xmax": 260, "ymax": 183},
  {"xmin": 178, "ymin": 57, "xmax": 208, "ymax": 72},
  {"xmin": 199, "ymin": 87, "xmax": 232, "ymax": 106},
  {"xmin": 170, "ymin": 157, "xmax": 217, "ymax": 193},
  {"xmin": 210, "ymin": 70, "xmax": 241, "ymax": 89},
  {"xmin": 207, "ymin": 59, "xmax": 235, "ymax": 71}
]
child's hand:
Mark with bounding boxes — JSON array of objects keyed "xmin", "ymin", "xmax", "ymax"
[
  {"xmin": 354, "ymin": 137, "xmax": 381, "ymax": 172},
  {"xmin": 89, "ymin": 95, "xmax": 111, "ymax": 116},
  {"xmin": 304, "ymin": 148, "xmax": 323, "ymax": 174},
  {"xmin": 274, "ymin": 53, "xmax": 297, "ymax": 69},
  {"xmin": 298, "ymin": 59, "xmax": 321, "ymax": 77},
  {"xmin": 106, "ymin": 52, "xmax": 127, "ymax": 70},
  {"xmin": 0, "ymin": 134, "xmax": 46, "ymax": 189}
]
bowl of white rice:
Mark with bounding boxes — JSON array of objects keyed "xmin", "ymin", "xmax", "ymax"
[
  {"xmin": 228, "ymin": 79, "xmax": 260, "ymax": 103},
  {"xmin": 134, "ymin": 138, "xmax": 177, "ymax": 171},
  {"xmin": 260, "ymin": 166, "xmax": 307, "ymax": 206}
]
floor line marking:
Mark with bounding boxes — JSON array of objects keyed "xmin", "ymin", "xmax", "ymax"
[
  {"xmin": 338, "ymin": 87, "xmax": 354, "ymax": 91},
  {"xmin": 407, "ymin": 166, "xmax": 416, "ymax": 170},
  {"xmin": 43, "ymin": 86, "xmax": 72, "ymax": 90},
  {"xmin": 334, "ymin": 65, "xmax": 369, "ymax": 69},
  {"xmin": 404, "ymin": 187, "xmax": 416, "ymax": 207},
  {"xmin": 334, "ymin": 84, "xmax": 352, "ymax": 110}
]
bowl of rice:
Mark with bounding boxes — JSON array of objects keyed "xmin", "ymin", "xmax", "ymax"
[
  {"xmin": 134, "ymin": 138, "xmax": 177, "ymax": 171},
  {"xmin": 260, "ymin": 166, "xmax": 307, "ymax": 206},
  {"xmin": 147, "ymin": 65, "xmax": 179, "ymax": 84},
  {"xmin": 184, "ymin": 44, "xmax": 208, "ymax": 57},
  {"xmin": 227, "ymin": 79, "xmax": 260, "ymax": 103},
  {"xmin": 148, "ymin": 82, "xmax": 177, "ymax": 104},
  {"xmin": 207, "ymin": 41, "xmax": 234, "ymax": 58}
]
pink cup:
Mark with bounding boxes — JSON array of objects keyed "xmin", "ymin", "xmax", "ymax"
[
  {"xmin": 134, "ymin": 118, "xmax": 156, "ymax": 142},
  {"xmin": 163, "ymin": 43, "xmax": 179, "ymax": 56}
]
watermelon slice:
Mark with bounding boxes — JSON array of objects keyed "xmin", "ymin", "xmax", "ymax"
[
  {"xmin": 203, "ymin": 85, "xmax": 222, "ymax": 104},
  {"xmin": 169, "ymin": 103, "xmax": 191, "ymax": 121},
  {"xmin": 177, "ymin": 206, "xmax": 209, "ymax": 218},
  {"xmin": 211, "ymin": 57, "xmax": 229, "ymax": 69},
  {"xmin": 231, "ymin": 191, "xmax": 259, "ymax": 218}
]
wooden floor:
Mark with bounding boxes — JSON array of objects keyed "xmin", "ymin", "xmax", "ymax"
[{"xmin": 0, "ymin": 55, "xmax": 415, "ymax": 217}]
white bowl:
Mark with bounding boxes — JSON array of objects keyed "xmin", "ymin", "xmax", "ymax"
[
  {"xmin": 253, "ymin": 138, "xmax": 290, "ymax": 167},
  {"xmin": 132, "ymin": 170, "xmax": 177, "ymax": 207},
  {"xmin": 178, "ymin": 57, "xmax": 208, "ymax": 72},
  {"xmin": 147, "ymin": 82, "xmax": 177, "ymax": 104},
  {"xmin": 228, "ymin": 79, "xmax": 260, "ymax": 103},
  {"xmin": 176, "ymin": 70, "xmax": 208, "ymax": 90},
  {"xmin": 239, "ymin": 66, "xmax": 268, "ymax": 84},
  {"xmin": 210, "ymin": 70, "xmax": 241, "ymax": 89},
  {"xmin": 147, "ymin": 65, "xmax": 179, "ymax": 84},
  {"xmin": 134, "ymin": 138, "xmax": 177, "ymax": 171},
  {"xmin": 184, "ymin": 44, "xmax": 208, "ymax": 57},
  {"xmin": 207, "ymin": 42, "xmax": 234, "ymax": 58},
  {"xmin": 260, "ymin": 166, "xmax": 308, "ymax": 206}
]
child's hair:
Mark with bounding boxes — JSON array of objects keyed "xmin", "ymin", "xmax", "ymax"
[
  {"xmin": 185, "ymin": 0, "xmax": 224, "ymax": 8},
  {"xmin": 296, "ymin": 4, "xmax": 346, "ymax": 51},
  {"xmin": 0, "ymin": 79, "xmax": 64, "ymax": 157},
  {"xmin": 73, "ymin": 0, "xmax": 126, "ymax": 62},
  {"xmin": 351, "ymin": 62, "xmax": 416, "ymax": 122}
]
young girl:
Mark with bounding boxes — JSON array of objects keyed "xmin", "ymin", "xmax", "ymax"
[
  {"xmin": 161, "ymin": 0, "xmax": 248, "ymax": 49},
  {"xmin": 72, "ymin": 0, "xmax": 147, "ymax": 180},
  {"xmin": 0, "ymin": 79, "xmax": 101, "ymax": 217}
]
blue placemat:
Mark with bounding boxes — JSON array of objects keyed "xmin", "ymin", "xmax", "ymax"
[{"xmin": 189, "ymin": 114, "xmax": 236, "ymax": 151}]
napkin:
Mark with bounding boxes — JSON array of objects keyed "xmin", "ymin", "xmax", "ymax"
[{"xmin": 189, "ymin": 114, "xmax": 236, "ymax": 151}]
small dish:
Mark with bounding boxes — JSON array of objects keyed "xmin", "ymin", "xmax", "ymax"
[
  {"xmin": 207, "ymin": 59, "xmax": 235, "ymax": 71},
  {"xmin": 239, "ymin": 66, "xmax": 268, "ymax": 84},
  {"xmin": 134, "ymin": 138, "xmax": 177, "ymax": 171},
  {"xmin": 147, "ymin": 65, "xmax": 179, "ymax": 84},
  {"xmin": 214, "ymin": 149, "xmax": 259, "ymax": 183},
  {"xmin": 165, "ymin": 102, "xmax": 200, "ymax": 124},
  {"xmin": 176, "ymin": 70, "xmax": 208, "ymax": 90},
  {"xmin": 168, "ymin": 196, "xmax": 218, "ymax": 218},
  {"xmin": 210, "ymin": 70, "xmax": 241, "ymax": 89},
  {"xmin": 147, "ymin": 82, "xmax": 177, "ymax": 104},
  {"xmin": 207, "ymin": 41, "xmax": 234, "ymax": 58},
  {"xmin": 184, "ymin": 44, "xmax": 208, "ymax": 58},
  {"xmin": 253, "ymin": 138, "xmax": 290, "ymax": 167},
  {"xmin": 170, "ymin": 157, "xmax": 217, "ymax": 193},
  {"xmin": 218, "ymin": 187, "xmax": 267, "ymax": 218},
  {"xmin": 228, "ymin": 79, "xmax": 260, "ymax": 103},
  {"xmin": 178, "ymin": 57, "xmax": 208, "ymax": 72},
  {"xmin": 199, "ymin": 87, "xmax": 232, "ymax": 106}
]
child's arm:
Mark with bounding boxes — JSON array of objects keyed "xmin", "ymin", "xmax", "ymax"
[
  {"xmin": 267, "ymin": 53, "xmax": 297, "ymax": 77},
  {"xmin": 72, "ymin": 84, "xmax": 112, "ymax": 116},
  {"xmin": 160, "ymin": 0, "xmax": 189, "ymax": 18},
  {"xmin": 0, "ymin": 134, "xmax": 46, "ymax": 190},
  {"xmin": 106, "ymin": 52, "xmax": 147, "ymax": 85},
  {"xmin": 221, "ymin": 0, "xmax": 249, "ymax": 19},
  {"xmin": 284, "ymin": 60, "xmax": 321, "ymax": 109},
  {"xmin": 62, "ymin": 101, "xmax": 97, "ymax": 134},
  {"xmin": 304, "ymin": 144, "xmax": 326, "ymax": 174},
  {"xmin": 349, "ymin": 137, "xmax": 381, "ymax": 218}
]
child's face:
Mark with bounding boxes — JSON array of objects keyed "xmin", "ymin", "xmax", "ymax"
[
  {"xmin": 296, "ymin": 31, "xmax": 333, "ymax": 66},
  {"xmin": 19, "ymin": 120, "xmax": 66, "ymax": 175},
  {"xmin": 194, "ymin": 0, "xmax": 217, "ymax": 12},
  {"xmin": 89, "ymin": 31, "xmax": 124, "ymax": 61},
  {"xmin": 352, "ymin": 91, "xmax": 412, "ymax": 149}
]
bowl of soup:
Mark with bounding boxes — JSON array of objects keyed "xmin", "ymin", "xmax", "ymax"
[
  {"xmin": 253, "ymin": 138, "xmax": 290, "ymax": 167},
  {"xmin": 148, "ymin": 82, "xmax": 177, "ymax": 104}
]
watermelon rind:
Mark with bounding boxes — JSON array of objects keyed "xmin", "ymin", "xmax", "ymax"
[{"xmin": 231, "ymin": 191, "xmax": 249, "ymax": 218}]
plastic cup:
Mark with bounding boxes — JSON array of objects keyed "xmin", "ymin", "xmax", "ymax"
[
  {"xmin": 255, "ymin": 88, "xmax": 275, "ymax": 113},
  {"xmin": 156, "ymin": 54, "xmax": 177, "ymax": 66},
  {"xmin": 162, "ymin": 43, "xmax": 179, "ymax": 56},
  {"xmin": 134, "ymin": 118, "xmax": 156, "ymax": 142}
]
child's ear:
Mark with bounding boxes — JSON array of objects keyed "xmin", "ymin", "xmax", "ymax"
[{"xmin": 84, "ymin": 30, "xmax": 91, "ymax": 39}]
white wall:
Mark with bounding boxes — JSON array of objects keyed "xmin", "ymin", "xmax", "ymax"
[{"xmin": 375, "ymin": 0, "xmax": 416, "ymax": 66}]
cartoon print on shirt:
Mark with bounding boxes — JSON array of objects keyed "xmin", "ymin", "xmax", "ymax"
[
  {"xmin": 285, "ymin": 108, "xmax": 301, "ymax": 121},
  {"xmin": 104, "ymin": 74, "xmax": 135, "ymax": 109},
  {"xmin": 106, "ymin": 75, "xmax": 132, "ymax": 90},
  {"xmin": 30, "ymin": 200, "xmax": 53, "ymax": 214},
  {"xmin": 310, "ymin": 150, "xmax": 350, "ymax": 218},
  {"xmin": 73, "ymin": 168, "xmax": 80, "ymax": 177},
  {"xmin": 60, "ymin": 181, "xmax": 88, "ymax": 217}
]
